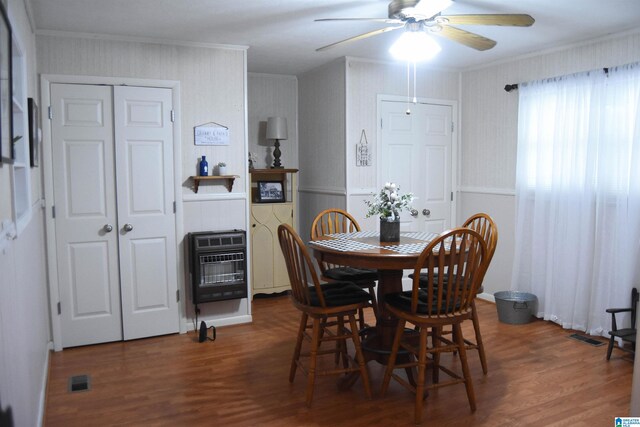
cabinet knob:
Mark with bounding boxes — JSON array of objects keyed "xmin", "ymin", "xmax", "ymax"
[
  {"xmin": 123, "ymin": 223, "xmax": 134, "ymax": 232},
  {"xmin": 103, "ymin": 224, "xmax": 113, "ymax": 232},
  {"xmin": 252, "ymin": 224, "xmax": 256, "ymax": 228}
]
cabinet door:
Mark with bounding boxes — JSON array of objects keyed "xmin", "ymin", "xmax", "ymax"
[{"xmin": 251, "ymin": 203, "xmax": 293, "ymax": 292}]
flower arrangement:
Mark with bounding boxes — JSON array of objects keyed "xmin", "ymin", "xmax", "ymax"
[
  {"xmin": 217, "ymin": 162, "xmax": 226, "ymax": 167},
  {"xmin": 365, "ymin": 182, "xmax": 414, "ymax": 222}
]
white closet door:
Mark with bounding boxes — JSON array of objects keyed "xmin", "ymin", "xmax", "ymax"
[
  {"xmin": 114, "ymin": 86, "xmax": 179, "ymax": 340},
  {"xmin": 51, "ymin": 83, "xmax": 122, "ymax": 348},
  {"xmin": 379, "ymin": 100, "xmax": 453, "ymax": 234}
]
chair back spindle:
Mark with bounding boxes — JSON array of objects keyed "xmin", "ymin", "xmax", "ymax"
[
  {"xmin": 410, "ymin": 228, "xmax": 488, "ymax": 316},
  {"xmin": 278, "ymin": 223, "xmax": 326, "ymax": 308},
  {"xmin": 311, "ymin": 208, "xmax": 361, "ymax": 272}
]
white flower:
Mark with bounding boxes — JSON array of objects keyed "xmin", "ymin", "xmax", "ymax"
[{"xmin": 364, "ymin": 182, "xmax": 414, "ymax": 221}]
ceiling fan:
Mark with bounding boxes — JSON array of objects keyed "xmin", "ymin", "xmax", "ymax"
[{"xmin": 315, "ymin": 0, "xmax": 534, "ymax": 53}]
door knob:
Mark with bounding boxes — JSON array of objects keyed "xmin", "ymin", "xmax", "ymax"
[
  {"xmin": 103, "ymin": 224, "xmax": 113, "ymax": 232},
  {"xmin": 123, "ymin": 223, "xmax": 134, "ymax": 232},
  {"xmin": 422, "ymin": 209, "xmax": 431, "ymax": 216},
  {"xmin": 410, "ymin": 208, "xmax": 419, "ymax": 217}
]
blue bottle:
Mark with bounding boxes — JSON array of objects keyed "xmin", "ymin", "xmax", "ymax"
[{"xmin": 199, "ymin": 155, "xmax": 208, "ymax": 176}]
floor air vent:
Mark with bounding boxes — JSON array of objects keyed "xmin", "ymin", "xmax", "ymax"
[
  {"xmin": 68, "ymin": 374, "xmax": 91, "ymax": 392},
  {"xmin": 569, "ymin": 333, "xmax": 605, "ymax": 347}
]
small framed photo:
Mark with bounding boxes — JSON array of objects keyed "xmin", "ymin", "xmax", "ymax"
[{"xmin": 256, "ymin": 181, "xmax": 285, "ymax": 203}]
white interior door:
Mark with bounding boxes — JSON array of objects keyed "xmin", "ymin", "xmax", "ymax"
[
  {"xmin": 379, "ymin": 100, "xmax": 454, "ymax": 233},
  {"xmin": 51, "ymin": 83, "xmax": 179, "ymax": 347},
  {"xmin": 114, "ymin": 86, "xmax": 179, "ymax": 340},
  {"xmin": 51, "ymin": 83, "xmax": 122, "ymax": 348}
]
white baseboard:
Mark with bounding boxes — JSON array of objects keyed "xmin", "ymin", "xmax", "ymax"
[{"xmin": 183, "ymin": 315, "xmax": 252, "ymax": 331}]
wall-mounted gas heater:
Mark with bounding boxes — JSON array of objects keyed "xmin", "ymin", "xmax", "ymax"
[{"xmin": 187, "ymin": 230, "xmax": 247, "ymax": 304}]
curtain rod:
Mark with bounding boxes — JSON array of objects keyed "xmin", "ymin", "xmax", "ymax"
[{"xmin": 504, "ymin": 67, "xmax": 611, "ymax": 92}]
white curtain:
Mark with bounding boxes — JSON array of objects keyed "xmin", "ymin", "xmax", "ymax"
[{"xmin": 512, "ymin": 63, "xmax": 640, "ymax": 335}]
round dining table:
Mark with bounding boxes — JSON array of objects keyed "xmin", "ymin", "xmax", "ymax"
[{"xmin": 309, "ymin": 231, "xmax": 438, "ymax": 364}]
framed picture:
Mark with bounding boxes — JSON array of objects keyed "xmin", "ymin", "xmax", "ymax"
[
  {"xmin": 27, "ymin": 98, "xmax": 39, "ymax": 167},
  {"xmin": 256, "ymin": 181, "xmax": 285, "ymax": 203},
  {"xmin": 0, "ymin": 2, "xmax": 12, "ymax": 165}
]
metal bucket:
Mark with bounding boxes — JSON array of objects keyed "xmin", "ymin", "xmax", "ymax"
[{"xmin": 494, "ymin": 291, "xmax": 538, "ymax": 324}]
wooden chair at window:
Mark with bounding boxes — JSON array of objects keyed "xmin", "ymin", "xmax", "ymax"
[
  {"xmin": 410, "ymin": 212, "xmax": 497, "ymax": 374},
  {"xmin": 277, "ymin": 223, "xmax": 372, "ymax": 406},
  {"xmin": 311, "ymin": 208, "xmax": 379, "ymax": 328},
  {"xmin": 606, "ymin": 287, "xmax": 638, "ymax": 360},
  {"xmin": 380, "ymin": 227, "xmax": 489, "ymax": 424}
]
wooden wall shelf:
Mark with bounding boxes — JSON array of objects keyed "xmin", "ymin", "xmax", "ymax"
[
  {"xmin": 250, "ymin": 168, "xmax": 299, "ymax": 176},
  {"xmin": 191, "ymin": 175, "xmax": 238, "ymax": 193}
]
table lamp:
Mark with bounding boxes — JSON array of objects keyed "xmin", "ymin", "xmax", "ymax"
[{"xmin": 266, "ymin": 117, "xmax": 287, "ymax": 169}]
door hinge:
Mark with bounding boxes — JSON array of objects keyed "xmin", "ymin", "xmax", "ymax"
[
  {"xmin": 173, "ymin": 201, "xmax": 176, "ymax": 213},
  {"xmin": 170, "ymin": 110, "xmax": 175, "ymax": 123},
  {"xmin": 380, "ymin": 118, "xmax": 383, "ymax": 129},
  {"xmin": 451, "ymin": 122, "xmax": 454, "ymax": 132},
  {"xmin": 57, "ymin": 301, "xmax": 61, "ymax": 315},
  {"xmin": 48, "ymin": 106, "xmax": 53, "ymax": 120},
  {"xmin": 451, "ymin": 192, "xmax": 454, "ymax": 201},
  {"xmin": 52, "ymin": 205, "xmax": 56, "ymax": 218},
  {"xmin": 176, "ymin": 290, "xmax": 180, "ymax": 302}
]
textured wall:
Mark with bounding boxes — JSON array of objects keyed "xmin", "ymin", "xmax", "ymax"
[
  {"xmin": 459, "ymin": 31, "xmax": 640, "ymax": 300},
  {"xmin": 298, "ymin": 58, "xmax": 347, "ymax": 233},
  {"xmin": 248, "ymin": 73, "xmax": 298, "ymax": 170},
  {"xmin": 0, "ymin": 1, "xmax": 49, "ymax": 426}
]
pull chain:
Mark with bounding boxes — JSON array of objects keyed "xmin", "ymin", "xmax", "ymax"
[
  {"xmin": 406, "ymin": 61, "xmax": 411, "ymax": 115},
  {"xmin": 413, "ymin": 61, "xmax": 417, "ymax": 104}
]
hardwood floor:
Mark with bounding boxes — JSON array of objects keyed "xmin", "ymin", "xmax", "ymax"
[{"xmin": 45, "ymin": 297, "xmax": 633, "ymax": 426}]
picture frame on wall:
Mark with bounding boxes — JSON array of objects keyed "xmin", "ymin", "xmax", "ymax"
[
  {"xmin": 256, "ymin": 181, "xmax": 285, "ymax": 203},
  {"xmin": 0, "ymin": 1, "xmax": 12, "ymax": 165},
  {"xmin": 27, "ymin": 98, "xmax": 39, "ymax": 167}
]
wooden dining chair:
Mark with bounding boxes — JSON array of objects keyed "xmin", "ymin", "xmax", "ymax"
[
  {"xmin": 277, "ymin": 223, "xmax": 372, "ymax": 406},
  {"xmin": 311, "ymin": 208, "xmax": 379, "ymax": 327},
  {"xmin": 411, "ymin": 212, "xmax": 498, "ymax": 374},
  {"xmin": 380, "ymin": 227, "xmax": 488, "ymax": 424}
]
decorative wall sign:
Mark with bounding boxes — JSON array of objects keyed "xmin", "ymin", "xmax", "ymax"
[
  {"xmin": 356, "ymin": 129, "xmax": 371, "ymax": 167},
  {"xmin": 194, "ymin": 121, "xmax": 230, "ymax": 146}
]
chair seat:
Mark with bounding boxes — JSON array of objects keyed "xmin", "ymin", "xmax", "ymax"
[
  {"xmin": 610, "ymin": 328, "xmax": 637, "ymax": 341},
  {"xmin": 323, "ymin": 267, "xmax": 378, "ymax": 283},
  {"xmin": 309, "ymin": 281, "xmax": 372, "ymax": 307},
  {"xmin": 411, "ymin": 273, "xmax": 484, "ymax": 294},
  {"xmin": 385, "ymin": 290, "xmax": 461, "ymax": 315}
]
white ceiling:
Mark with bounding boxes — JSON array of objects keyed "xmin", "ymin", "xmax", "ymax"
[{"xmin": 29, "ymin": 0, "xmax": 640, "ymax": 75}]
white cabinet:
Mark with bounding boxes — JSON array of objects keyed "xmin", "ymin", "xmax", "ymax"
[{"xmin": 250, "ymin": 169, "xmax": 298, "ymax": 295}]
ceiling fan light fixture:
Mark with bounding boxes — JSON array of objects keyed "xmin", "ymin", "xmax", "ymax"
[{"xmin": 389, "ymin": 30, "xmax": 441, "ymax": 62}]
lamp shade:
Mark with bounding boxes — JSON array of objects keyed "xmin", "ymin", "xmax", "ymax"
[{"xmin": 266, "ymin": 117, "xmax": 288, "ymax": 140}]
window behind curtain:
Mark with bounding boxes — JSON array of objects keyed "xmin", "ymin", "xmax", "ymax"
[{"xmin": 512, "ymin": 63, "xmax": 640, "ymax": 335}]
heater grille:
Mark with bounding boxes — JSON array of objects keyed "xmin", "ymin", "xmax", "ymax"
[{"xmin": 188, "ymin": 230, "xmax": 248, "ymax": 304}]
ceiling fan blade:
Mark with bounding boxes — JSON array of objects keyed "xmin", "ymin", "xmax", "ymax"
[
  {"xmin": 432, "ymin": 25, "xmax": 497, "ymax": 51},
  {"xmin": 315, "ymin": 18, "xmax": 403, "ymax": 24},
  {"xmin": 316, "ymin": 26, "xmax": 404, "ymax": 52},
  {"xmin": 439, "ymin": 14, "xmax": 535, "ymax": 27}
]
